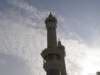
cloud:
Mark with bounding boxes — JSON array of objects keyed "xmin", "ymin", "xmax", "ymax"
[
  {"xmin": 0, "ymin": 53, "xmax": 32, "ymax": 75},
  {"xmin": 0, "ymin": 0, "xmax": 87, "ymax": 75},
  {"xmin": 0, "ymin": 0, "xmax": 100, "ymax": 75},
  {"xmin": 0, "ymin": 0, "xmax": 48, "ymax": 75}
]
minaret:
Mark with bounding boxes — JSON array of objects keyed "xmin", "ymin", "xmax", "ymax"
[{"xmin": 41, "ymin": 13, "xmax": 67, "ymax": 75}]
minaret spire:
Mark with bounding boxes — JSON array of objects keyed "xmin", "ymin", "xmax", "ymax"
[{"xmin": 41, "ymin": 12, "xmax": 67, "ymax": 75}]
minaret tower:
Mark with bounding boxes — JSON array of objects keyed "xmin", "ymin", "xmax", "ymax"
[{"xmin": 41, "ymin": 13, "xmax": 67, "ymax": 75}]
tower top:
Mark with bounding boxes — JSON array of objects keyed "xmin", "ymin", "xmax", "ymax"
[{"xmin": 45, "ymin": 12, "xmax": 57, "ymax": 24}]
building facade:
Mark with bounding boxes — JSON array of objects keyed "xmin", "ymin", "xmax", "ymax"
[{"xmin": 41, "ymin": 13, "xmax": 67, "ymax": 75}]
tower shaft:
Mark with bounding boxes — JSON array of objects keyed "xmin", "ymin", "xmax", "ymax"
[
  {"xmin": 47, "ymin": 69, "xmax": 60, "ymax": 75},
  {"xmin": 47, "ymin": 28, "xmax": 57, "ymax": 48}
]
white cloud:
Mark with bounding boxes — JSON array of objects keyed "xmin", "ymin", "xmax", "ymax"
[{"xmin": 0, "ymin": 0, "xmax": 100, "ymax": 75}]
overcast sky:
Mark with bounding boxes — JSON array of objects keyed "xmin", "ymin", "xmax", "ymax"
[{"xmin": 0, "ymin": 0, "xmax": 100, "ymax": 75}]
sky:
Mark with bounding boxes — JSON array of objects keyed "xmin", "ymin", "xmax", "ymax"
[{"xmin": 0, "ymin": 0, "xmax": 100, "ymax": 75}]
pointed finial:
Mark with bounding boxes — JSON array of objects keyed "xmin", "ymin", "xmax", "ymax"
[
  {"xmin": 58, "ymin": 40, "xmax": 65, "ymax": 50},
  {"xmin": 45, "ymin": 12, "xmax": 57, "ymax": 24},
  {"xmin": 58, "ymin": 40, "xmax": 62, "ymax": 47},
  {"xmin": 49, "ymin": 12, "xmax": 52, "ymax": 15},
  {"xmin": 48, "ymin": 12, "xmax": 53, "ymax": 18}
]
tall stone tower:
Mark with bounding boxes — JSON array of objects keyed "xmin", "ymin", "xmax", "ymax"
[{"xmin": 41, "ymin": 13, "xmax": 67, "ymax": 75}]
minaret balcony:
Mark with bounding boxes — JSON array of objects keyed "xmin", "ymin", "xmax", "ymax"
[{"xmin": 41, "ymin": 48, "xmax": 65, "ymax": 60}]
